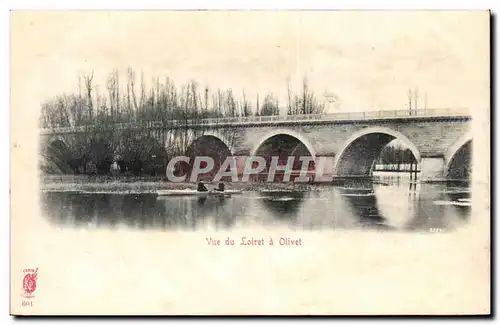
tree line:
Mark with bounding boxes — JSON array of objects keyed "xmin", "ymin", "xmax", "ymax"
[
  {"xmin": 40, "ymin": 69, "xmax": 327, "ymax": 129},
  {"xmin": 40, "ymin": 69, "xmax": 326, "ymax": 176},
  {"xmin": 376, "ymin": 144, "xmax": 417, "ymax": 166}
]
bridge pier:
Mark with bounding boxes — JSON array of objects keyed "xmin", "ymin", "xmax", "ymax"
[
  {"xmin": 313, "ymin": 155, "xmax": 334, "ymax": 182},
  {"xmin": 419, "ymin": 157, "xmax": 446, "ymax": 182},
  {"xmin": 235, "ymin": 155, "xmax": 249, "ymax": 177}
]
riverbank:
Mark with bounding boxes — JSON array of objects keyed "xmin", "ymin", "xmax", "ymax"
[
  {"xmin": 40, "ymin": 175, "xmax": 318, "ymax": 193},
  {"xmin": 40, "ymin": 174, "xmax": 467, "ymax": 194}
]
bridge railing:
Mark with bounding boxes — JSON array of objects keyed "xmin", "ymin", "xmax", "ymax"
[{"xmin": 40, "ymin": 107, "xmax": 471, "ymax": 134}]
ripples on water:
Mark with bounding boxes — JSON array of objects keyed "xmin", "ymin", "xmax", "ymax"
[{"xmin": 40, "ymin": 173, "xmax": 471, "ymax": 233}]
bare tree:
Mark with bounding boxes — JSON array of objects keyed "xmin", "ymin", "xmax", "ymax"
[
  {"xmin": 255, "ymin": 93, "xmax": 260, "ymax": 116},
  {"xmin": 106, "ymin": 70, "xmax": 120, "ymax": 120},
  {"xmin": 83, "ymin": 71, "xmax": 94, "ymax": 119},
  {"xmin": 286, "ymin": 76, "xmax": 325, "ymax": 115},
  {"xmin": 260, "ymin": 94, "xmax": 280, "ymax": 116},
  {"xmin": 241, "ymin": 91, "xmax": 252, "ymax": 117}
]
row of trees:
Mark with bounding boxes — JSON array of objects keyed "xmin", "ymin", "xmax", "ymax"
[
  {"xmin": 40, "ymin": 69, "xmax": 326, "ymax": 129},
  {"xmin": 40, "ymin": 69, "xmax": 326, "ymax": 176},
  {"xmin": 376, "ymin": 144, "xmax": 417, "ymax": 166}
]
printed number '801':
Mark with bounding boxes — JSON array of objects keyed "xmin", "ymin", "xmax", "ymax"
[{"xmin": 22, "ymin": 301, "xmax": 33, "ymax": 307}]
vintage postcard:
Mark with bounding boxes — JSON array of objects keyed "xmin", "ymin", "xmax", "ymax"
[{"xmin": 10, "ymin": 10, "xmax": 490, "ymax": 315}]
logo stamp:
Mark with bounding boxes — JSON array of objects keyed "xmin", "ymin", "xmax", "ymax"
[{"xmin": 21, "ymin": 268, "xmax": 38, "ymax": 299}]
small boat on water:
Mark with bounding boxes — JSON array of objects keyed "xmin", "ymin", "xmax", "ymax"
[{"xmin": 156, "ymin": 189, "xmax": 243, "ymax": 197}]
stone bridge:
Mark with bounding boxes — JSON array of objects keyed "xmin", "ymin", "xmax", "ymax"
[{"xmin": 39, "ymin": 108, "xmax": 473, "ymax": 181}]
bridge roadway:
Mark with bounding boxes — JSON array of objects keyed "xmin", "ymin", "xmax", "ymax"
[
  {"xmin": 39, "ymin": 107, "xmax": 471, "ymax": 134},
  {"xmin": 39, "ymin": 108, "xmax": 473, "ymax": 181}
]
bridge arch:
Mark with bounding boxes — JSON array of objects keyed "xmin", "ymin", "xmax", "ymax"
[
  {"xmin": 445, "ymin": 132, "xmax": 472, "ymax": 170},
  {"xmin": 249, "ymin": 129, "xmax": 316, "ymax": 159},
  {"xmin": 444, "ymin": 132, "xmax": 472, "ymax": 179},
  {"xmin": 183, "ymin": 133, "xmax": 234, "ymax": 182},
  {"xmin": 185, "ymin": 133, "xmax": 234, "ymax": 158},
  {"xmin": 197, "ymin": 131, "xmax": 235, "ymax": 155},
  {"xmin": 332, "ymin": 127, "xmax": 421, "ymax": 177},
  {"xmin": 41, "ymin": 137, "xmax": 74, "ymax": 174},
  {"xmin": 45, "ymin": 135, "xmax": 68, "ymax": 148},
  {"xmin": 249, "ymin": 129, "xmax": 317, "ymax": 182}
]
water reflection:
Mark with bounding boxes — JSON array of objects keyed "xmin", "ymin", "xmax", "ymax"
[
  {"xmin": 41, "ymin": 173, "xmax": 472, "ymax": 232},
  {"xmin": 338, "ymin": 183, "xmax": 389, "ymax": 230},
  {"xmin": 258, "ymin": 191, "xmax": 306, "ymax": 221}
]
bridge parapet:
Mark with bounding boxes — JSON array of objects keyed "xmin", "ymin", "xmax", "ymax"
[
  {"xmin": 194, "ymin": 107, "xmax": 470, "ymax": 126},
  {"xmin": 39, "ymin": 108, "xmax": 471, "ymax": 135}
]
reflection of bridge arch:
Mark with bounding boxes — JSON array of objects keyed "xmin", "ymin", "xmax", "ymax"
[
  {"xmin": 444, "ymin": 132, "xmax": 472, "ymax": 179},
  {"xmin": 258, "ymin": 191, "xmax": 306, "ymax": 220},
  {"xmin": 250, "ymin": 129, "xmax": 316, "ymax": 159},
  {"xmin": 333, "ymin": 127, "xmax": 421, "ymax": 177}
]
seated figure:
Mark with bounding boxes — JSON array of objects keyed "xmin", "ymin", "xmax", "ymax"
[
  {"xmin": 197, "ymin": 181, "xmax": 208, "ymax": 192},
  {"xmin": 214, "ymin": 182, "xmax": 225, "ymax": 192}
]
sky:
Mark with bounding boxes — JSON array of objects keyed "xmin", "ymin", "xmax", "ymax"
[{"xmin": 11, "ymin": 10, "xmax": 490, "ymax": 115}]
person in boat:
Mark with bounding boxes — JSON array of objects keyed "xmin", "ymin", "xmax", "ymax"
[
  {"xmin": 197, "ymin": 181, "xmax": 208, "ymax": 192},
  {"xmin": 213, "ymin": 182, "xmax": 225, "ymax": 192}
]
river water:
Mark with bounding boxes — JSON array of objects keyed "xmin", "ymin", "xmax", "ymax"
[{"xmin": 40, "ymin": 172, "xmax": 471, "ymax": 233}]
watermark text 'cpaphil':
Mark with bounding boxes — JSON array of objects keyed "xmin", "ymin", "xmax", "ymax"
[{"xmin": 165, "ymin": 155, "xmax": 333, "ymax": 182}]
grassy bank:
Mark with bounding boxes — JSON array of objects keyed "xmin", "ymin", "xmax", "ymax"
[{"xmin": 40, "ymin": 175, "xmax": 318, "ymax": 193}]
